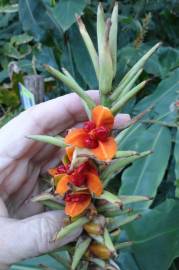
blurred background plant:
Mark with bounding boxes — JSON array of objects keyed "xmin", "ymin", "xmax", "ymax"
[{"xmin": 1, "ymin": 0, "xmax": 179, "ymax": 270}]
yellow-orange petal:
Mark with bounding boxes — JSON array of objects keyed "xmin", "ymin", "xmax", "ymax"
[
  {"xmin": 65, "ymin": 196, "xmax": 91, "ymax": 218},
  {"xmin": 55, "ymin": 175, "xmax": 71, "ymax": 195},
  {"xmin": 92, "ymin": 137, "xmax": 117, "ymax": 161},
  {"xmin": 86, "ymin": 172, "xmax": 103, "ymax": 196},
  {"xmin": 65, "ymin": 128, "xmax": 87, "ymax": 147},
  {"xmin": 92, "ymin": 105, "xmax": 114, "ymax": 129},
  {"xmin": 54, "ymin": 174, "xmax": 66, "ymax": 186},
  {"xmin": 66, "ymin": 146, "xmax": 75, "ymax": 161},
  {"xmin": 48, "ymin": 168, "xmax": 58, "ymax": 176}
]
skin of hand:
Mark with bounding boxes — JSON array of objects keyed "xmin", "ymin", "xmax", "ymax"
[{"xmin": 0, "ymin": 90, "xmax": 130, "ymax": 269}]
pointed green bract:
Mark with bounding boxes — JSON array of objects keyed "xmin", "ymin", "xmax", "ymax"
[
  {"xmin": 44, "ymin": 64, "xmax": 96, "ymax": 110},
  {"xmin": 102, "ymin": 150, "xmax": 152, "ymax": 185},
  {"xmin": 27, "ymin": 134, "xmax": 67, "ymax": 147},
  {"xmin": 111, "ymin": 79, "xmax": 148, "ymax": 114},
  {"xmin": 99, "ymin": 19, "xmax": 113, "ymax": 106},
  {"xmin": 109, "ymin": 2, "xmax": 118, "ymax": 77},
  {"xmin": 116, "ymin": 150, "xmax": 139, "ymax": 158},
  {"xmin": 71, "ymin": 237, "xmax": 91, "ymax": 270},
  {"xmin": 104, "ymin": 228, "xmax": 116, "ymax": 255},
  {"xmin": 97, "ymin": 190, "xmax": 122, "ymax": 206},
  {"xmin": 76, "ymin": 16, "xmax": 99, "ymax": 78},
  {"xmin": 56, "ymin": 217, "xmax": 89, "ymax": 240},
  {"xmin": 62, "ymin": 67, "xmax": 93, "ymax": 118},
  {"xmin": 111, "ymin": 68, "xmax": 143, "ymax": 100},
  {"xmin": 111, "ymin": 42, "xmax": 161, "ymax": 98},
  {"xmin": 119, "ymin": 195, "xmax": 152, "ymax": 205},
  {"xmin": 108, "ymin": 214, "xmax": 140, "ymax": 231},
  {"xmin": 97, "ymin": 2, "xmax": 105, "ymax": 55}
]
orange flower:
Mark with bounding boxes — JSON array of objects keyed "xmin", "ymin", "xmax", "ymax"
[
  {"xmin": 49, "ymin": 161, "xmax": 103, "ymax": 217},
  {"xmin": 65, "ymin": 191, "xmax": 91, "ymax": 218},
  {"xmin": 65, "ymin": 105, "xmax": 117, "ymax": 161}
]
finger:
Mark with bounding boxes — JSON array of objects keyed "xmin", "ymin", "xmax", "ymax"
[
  {"xmin": 9, "ymin": 182, "xmax": 43, "ymax": 219},
  {"xmin": 0, "ymin": 198, "xmax": 8, "ymax": 217},
  {"xmin": 0, "ymin": 211, "xmax": 81, "ymax": 266},
  {"xmin": 0, "ymin": 91, "xmax": 99, "ymax": 160}
]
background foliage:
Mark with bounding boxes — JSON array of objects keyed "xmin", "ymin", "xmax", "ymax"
[{"xmin": 1, "ymin": 0, "xmax": 179, "ymax": 269}]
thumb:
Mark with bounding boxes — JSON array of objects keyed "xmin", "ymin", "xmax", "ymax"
[{"xmin": 0, "ymin": 210, "xmax": 80, "ymax": 267}]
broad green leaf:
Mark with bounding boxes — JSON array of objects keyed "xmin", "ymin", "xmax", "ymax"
[
  {"xmin": 134, "ymin": 68, "xmax": 179, "ymax": 122},
  {"xmin": 117, "ymin": 251, "xmax": 139, "ymax": 270},
  {"xmin": 174, "ymin": 128, "xmax": 179, "ymax": 197},
  {"xmin": 125, "ymin": 199, "xmax": 179, "ymax": 270},
  {"xmin": 19, "ymin": 0, "xmax": 62, "ymax": 41},
  {"xmin": 52, "ymin": 0, "xmax": 87, "ymax": 32},
  {"xmin": 119, "ymin": 125, "xmax": 171, "ymax": 209},
  {"xmin": 11, "ymin": 33, "xmax": 33, "ymax": 46},
  {"xmin": 11, "ymin": 254, "xmax": 67, "ymax": 270}
]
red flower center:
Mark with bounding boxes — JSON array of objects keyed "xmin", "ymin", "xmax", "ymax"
[
  {"xmin": 93, "ymin": 126, "xmax": 110, "ymax": 142},
  {"xmin": 84, "ymin": 135, "xmax": 99, "ymax": 149},
  {"xmin": 70, "ymin": 162, "xmax": 90, "ymax": 186},
  {"xmin": 83, "ymin": 121, "xmax": 110, "ymax": 148},
  {"xmin": 83, "ymin": 121, "xmax": 96, "ymax": 132},
  {"xmin": 65, "ymin": 193, "xmax": 90, "ymax": 203},
  {"xmin": 71, "ymin": 172, "xmax": 86, "ymax": 187}
]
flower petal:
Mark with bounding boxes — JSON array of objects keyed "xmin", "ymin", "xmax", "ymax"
[
  {"xmin": 54, "ymin": 174, "xmax": 66, "ymax": 187},
  {"xmin": 86, "ymin": 172, "xmax": 103, "ymax": 196},
  {"xmin": 91, "ymin": 137, "xmax": 117, "ymax": 161},
  {"xmin": 55, "ymin": 175, "xmax": 71, "ymax": 195},
  {"xmin": 48, "ymin": 168, "xmax": 58, "ymax": 176},
  {"xmin": 92, "ymin": 105, "xmax": 114, "ymax": 129},
  {"xmin": 65, "ymin": 195, "xmax": 91, "ymax": 218},
  {"xmin": 65, "ymin": 128, "xmax": 87, "ymax": 147},
  {"xmin": 66, "ymin": 146, "xmax": 75, "ymax": 161}
]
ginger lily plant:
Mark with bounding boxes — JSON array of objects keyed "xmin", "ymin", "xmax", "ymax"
[{"xmin": 29, "ymin": 2, "xmax": 160, "ymax": 269}]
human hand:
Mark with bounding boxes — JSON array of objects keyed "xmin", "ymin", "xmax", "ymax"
[{"xmin": 0, "ymin": 91, "xmax": 130, "ymax": 269}]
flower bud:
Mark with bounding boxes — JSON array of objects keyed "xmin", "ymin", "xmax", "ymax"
[
  {"xmin": 89, "ymin": 243, "xmax": 111, "ymax": 260},
  {"xmin": 84, "ymin": 222, "xmax": 103, "ymax": 235}
]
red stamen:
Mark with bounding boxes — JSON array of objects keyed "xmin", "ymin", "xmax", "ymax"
[
  {"xmin": 70, "ymin": 172, "xmax": 86, "ymax": 187},
  {"xmin": 57, "ymin": 164, "xmax": 67, "ymax": 174},
  {"xmin": 57, "ymin": 164, "xmax": 70, "ymax": 174},
  {"xmin": 84, "ymin": 135, "xmax": 99, "ymax": 149},
  {"xmin": 83, "ymin": 121, "xmax": 96, "ymax": 132},
  {"xmin": 76, "ymin": 162, "xmax": 90, "ymax": 174},
  {"xmin": 93, "ymin": 126, "xmax": 110, "ymax": 142},
  {"xmin": 65, "ymin": 193, "xmax": 90, "ymax": 203}
]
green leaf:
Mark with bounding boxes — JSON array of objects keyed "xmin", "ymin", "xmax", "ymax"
[
  {"xmin": 119, "ymin": 125, "xmax": 171, "ymax": 209},
  {"xmin": 56, "ymin": 217, "xmax": 88, "ymax": 240},
  {"xmin": 135, "ymin": 68, "xmax": 179, "ymax": 122},
  {"xmin": 71, "ymin": 237, "xmax": 91, "ymax": 270},
  {"xmin": 117, "ymin": 251, "xmax": 139, "ymax": 270},
  {"xmin": 52, "ymin": 0, "xmax": 87, "ymax": 32},
  {"xmin": 125, "ymin": 199, "xmax": 179, "ymax": 270},
  {"xmin": 27, "ymin": 135, "xmax": 67, "ymax": 148},
  {"xmin": 174, "ymin": 128, "xmax": 179, "ymax": 198},
  {"xmin": 19, "ymin": 0, "xmax": 62, "ymax": 41}
]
